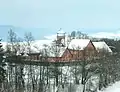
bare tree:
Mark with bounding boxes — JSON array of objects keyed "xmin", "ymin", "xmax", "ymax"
[
  {"xmin": 5, "ymin": 29, "xmax": 25, "ymax": 92},
  {"xmin": 24, "ymin": 32, "xmax": 34, "ymax": 53}
]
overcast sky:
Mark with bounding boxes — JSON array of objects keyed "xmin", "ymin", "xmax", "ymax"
[
  {"xmin": 0, "ymin": 0, "xmax": 120, "ymax": 40},
  {"xmin": 1, "ymin": 0, "xmax": 120, "ymax": 28}
]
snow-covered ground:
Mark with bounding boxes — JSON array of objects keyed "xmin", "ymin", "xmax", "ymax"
[{"xmin": 98, "ymin": 81, "xmax": 120, "ymax": 92}]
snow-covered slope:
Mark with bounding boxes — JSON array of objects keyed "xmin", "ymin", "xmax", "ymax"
[{"xmin": 98, "ymin": 81, "xmax": 120, "ymax": 92}]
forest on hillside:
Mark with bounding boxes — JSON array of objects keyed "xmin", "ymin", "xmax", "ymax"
[{"xmin": 0, "ymin": 30, "xmax": 120, "ymax": 92}]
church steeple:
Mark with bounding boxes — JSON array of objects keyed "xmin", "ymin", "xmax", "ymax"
[{"xmin": 56, "ymin": 28, "xmax": 66, "ymax": 47}]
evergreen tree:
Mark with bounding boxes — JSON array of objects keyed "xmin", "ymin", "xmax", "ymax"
[{"xmin": 0, "ymin": 39, "xmax": 6, "ymax": 83}]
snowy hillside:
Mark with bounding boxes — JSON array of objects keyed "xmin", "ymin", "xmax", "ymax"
[{"xmin": 98, "ymin": 81, "xmax": 120, "ymax": 92}]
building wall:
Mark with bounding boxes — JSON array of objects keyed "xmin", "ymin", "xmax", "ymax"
[
  {"xmin": 84, "ymin": 41, "xmax": 97, "ymax": 59},
  {"xmin": 61, "ymin": 49, "xmax": 73, "ymax": 62},
  {"xmin": 69, "ymin": 50, "xmax": 83, "ymax": 61},
  {"xmin": 25, "ymin": 41, "xmax": 97, "ymax": 62},
  {"xmin": 26, "ymin": 54, "xmax": 40, "ymax": 60},
  {"xmin": 61, "ymin": 41, "xmax": 97, "ymax": 61}
]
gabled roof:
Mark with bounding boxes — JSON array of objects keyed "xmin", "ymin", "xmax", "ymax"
[
  {"xmin": 92, "ymin": 41, "xmax": 112, "ymax": 53},
  {"xmin": 68, "ymin": 39, "xmax": 90, "ymax": 50},
  {"xmin": 1, "ymin": 42, "xmax": 7, "ymax": 51},
  {"xmin": 42, "ymin": 45, "xmax": 67, "ymax": 57},
  {"xmin": 31, "ymin": 40, "xmax": 53, "ymax": 53},
  {"xmin": 51, "ymin": 39, "xmax": 91, "ymax": 57},
  {"xmin": 1, "ymin": 40, "xmax": 54, "ymax": 54}
]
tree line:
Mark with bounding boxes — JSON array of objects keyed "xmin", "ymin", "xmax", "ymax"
[{"xmin": 0, "ymin": 30, "xmax": 120, "ymax": 92}]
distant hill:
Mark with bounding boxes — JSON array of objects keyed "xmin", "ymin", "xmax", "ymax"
[
  {"xmin": 0, "ymin": 25, "xmax": 14, "ymax": 41},
  {"xmin": 0, "ymin": 25, "xmax": 56, "ymax": 41},
  {"xmin": 0, "ymin": 25, "xmax": 119, "ymax": 42}
]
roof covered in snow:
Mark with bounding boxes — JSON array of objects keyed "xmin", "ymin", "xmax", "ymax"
[
  {"xmin": 31, "ymin": 40, "xmax": 53, "ymax": 52},
  {"xmin": 46, "ymin": 46, "xmax": 67, "ymax": 57},
  {"xmin": 92, "ymin": 41, "xmax": 112, "ymax": 53},
  {"xmin": 1, "ymin": 40, "xmax": 54, "ymax": 54},
  {"xmin": 68, "ymin": 39, "xmax": 90, "ymax": 50},
  {"xmin": 1, "ymin": 42, "xmax": 7, "ymax": 50}
]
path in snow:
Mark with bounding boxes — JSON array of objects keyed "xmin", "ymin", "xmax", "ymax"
[{"xmin": 98, "ymin": 81, "xmax": 120, "ymax": 92}]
